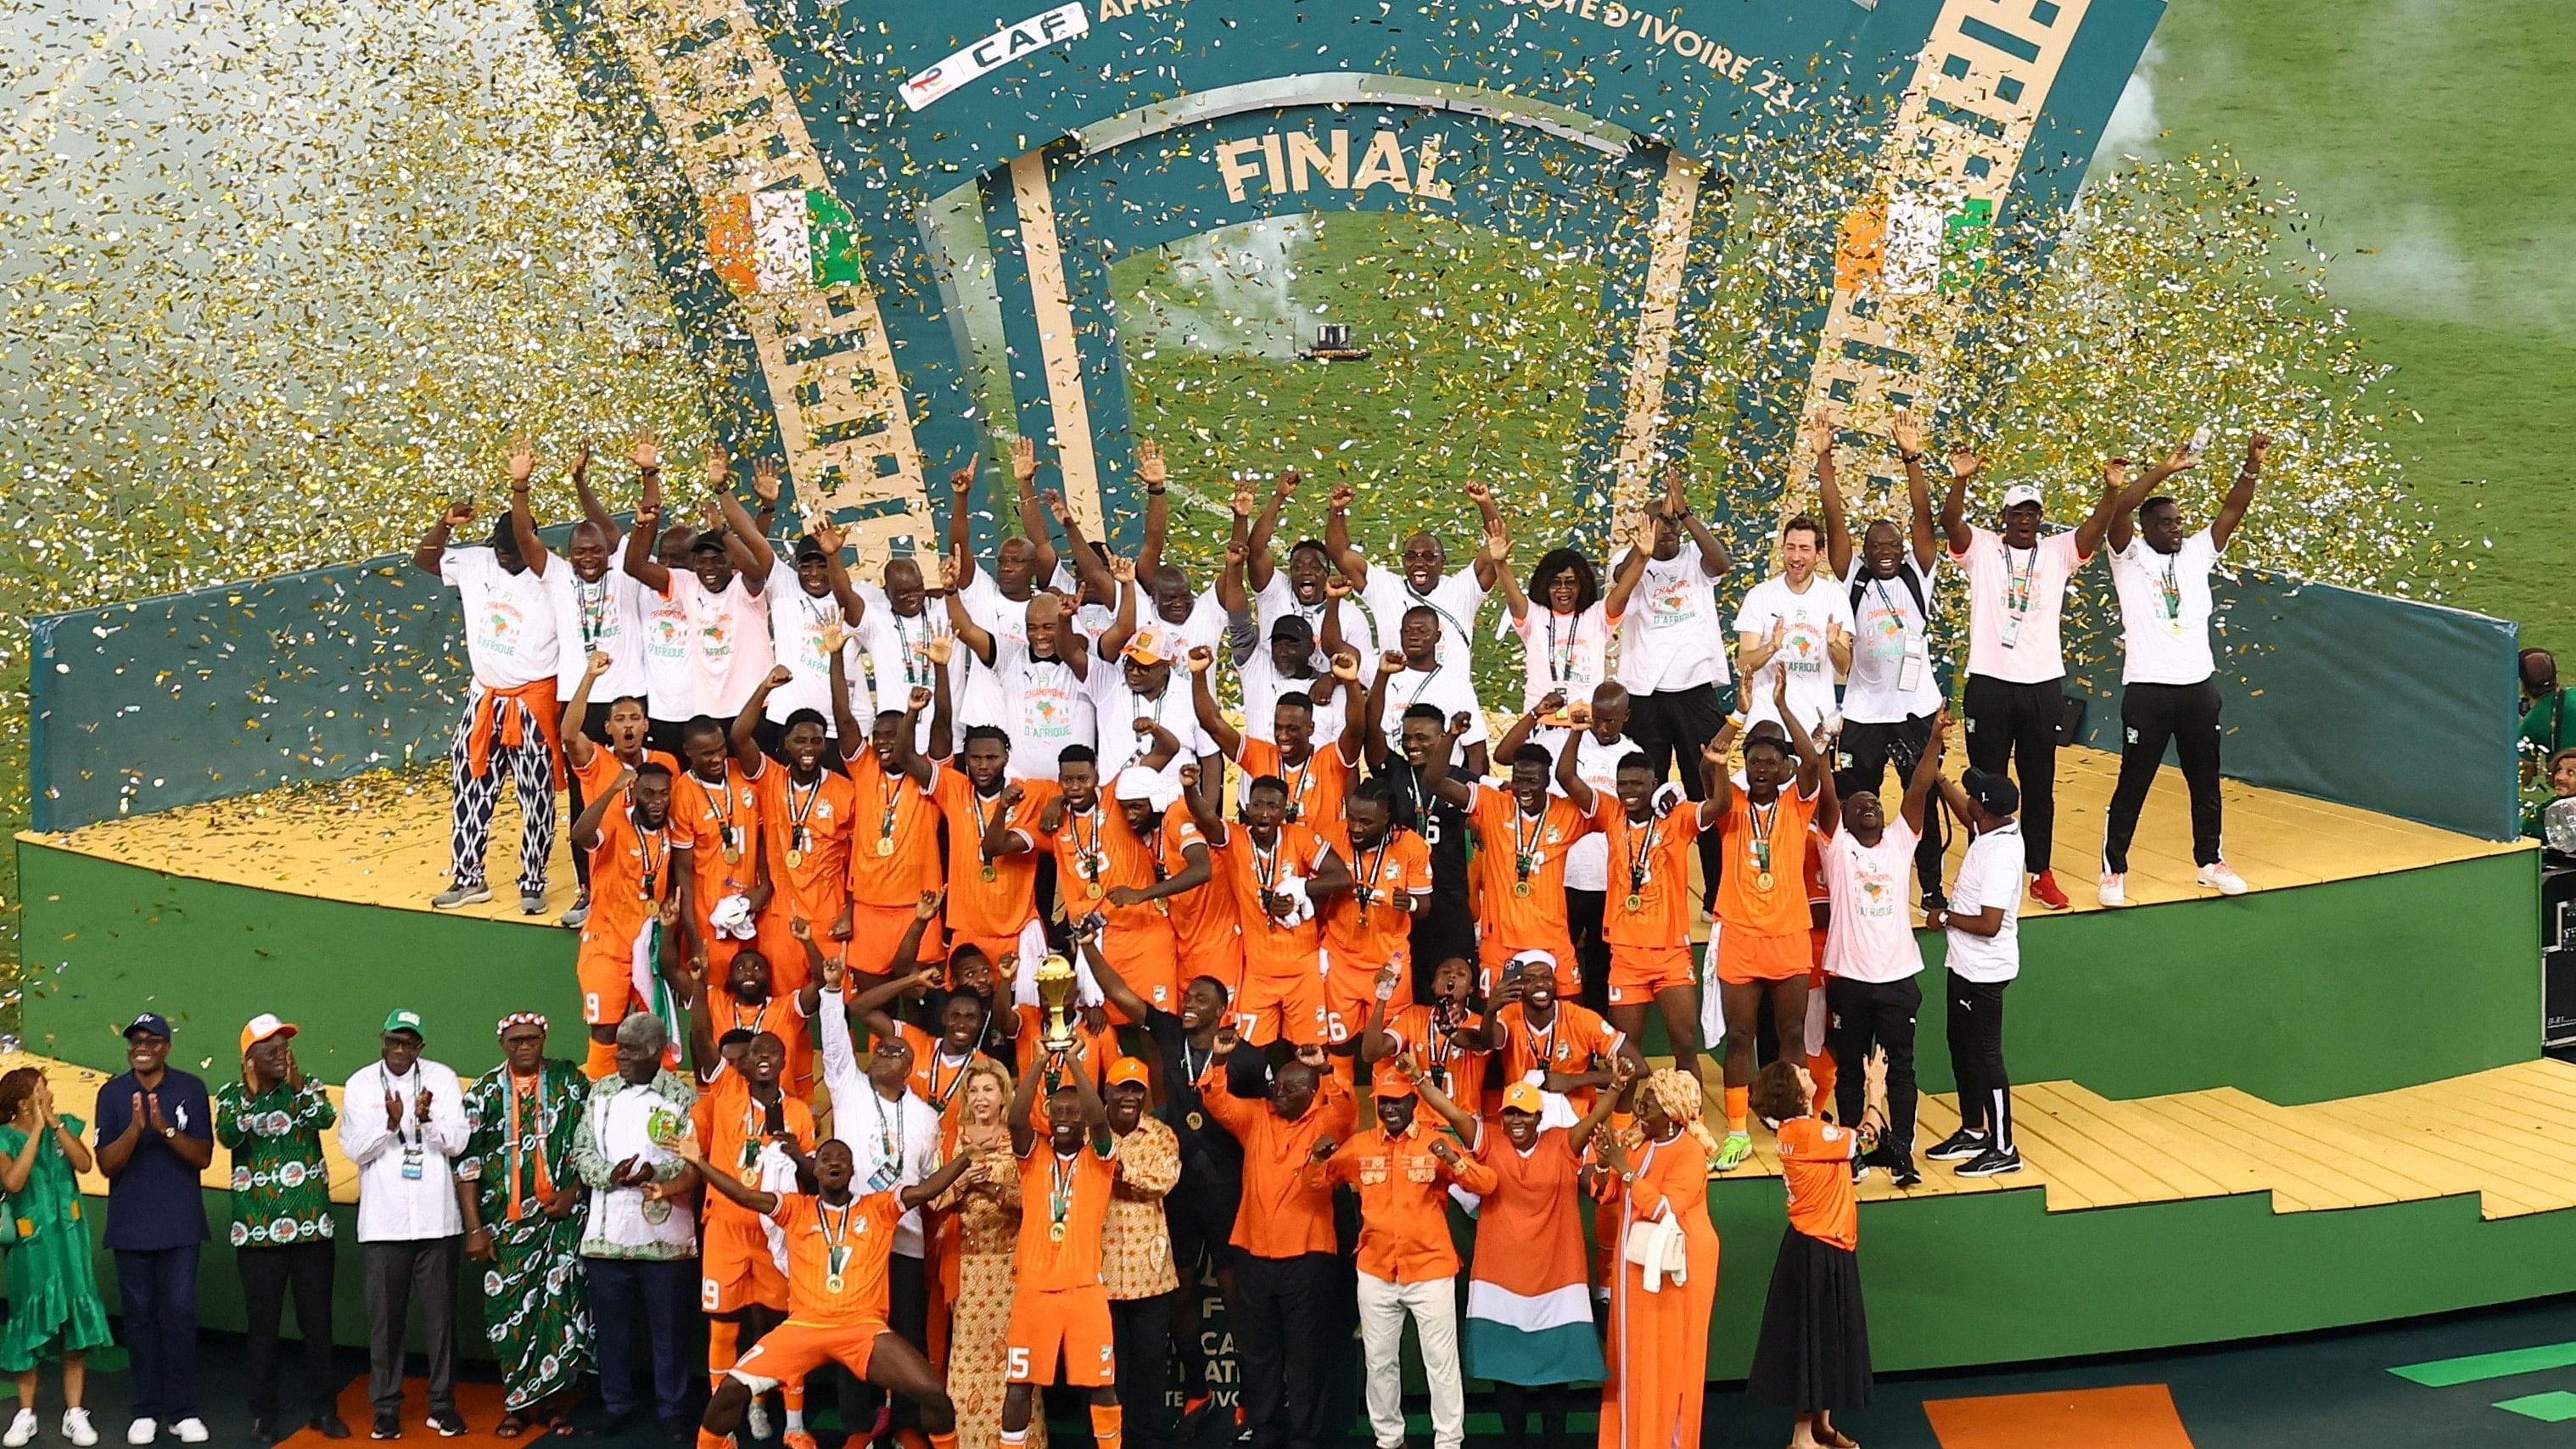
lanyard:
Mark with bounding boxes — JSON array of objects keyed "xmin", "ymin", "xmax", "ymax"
[
  {"xmin": 869, "ymin": 1089, "xmax": 904, "ymax": 1169},
  {"xmin": 633, "ymin": 814, "xmax": 669, "ymax": 898},
  {"xmin": 786, "ymin": 775, "xmax": 823, "ymax": 855},
  {"xmin": 1512, "ymin": 806, "xmax": 1544, "ymax": 885},
  {"xmin": 924, "ymin": 1051, "xmax": 974, "ymax": 1111},
  {"xmin": 1280, "ymin": 752, "xmax": 1313, "ymax": 822},
  {"xmin": 1355, "ymin": 835, "xmax": 1395, "ymax": 923},
  {"xmin": 2156, "ymin": 551, "xmax": 2181, "ymax": 620},
  {"xmin": 384, "ymin": 1066, "xmax": 423, "ymax": 1150},
  {"xmin": 1625, "ymin": 812, "xmax": 1660, "ymax": 894},
  {"xmin": 578, "ymin": 578, "xmax": 608, "ymax": 650},
  {"xmin": 1526, "ymin": 1010, "xmax": 1560, "ymax": 1068},
  {"xmin": 1746, "ymin": 798, "xmax": 1778, "ymax": 876},
  {"xmin": 817, "ymin": 1198, "xmax": 857, "ymax": 1281},
  {"xmin": 972, "ymin": 787, "xmax": 1006, "ymax": 872},
  {"xmin": 696, "ymin": 770, "xmax": 738, "ymax": 851},
  {"xmin": 1543, "ymin": 611, "xmax": 1579, "ymax": 685},
  {"xmin": 1406, "ymin": 583, "xmax": 1469, "ymax": 657},
  {"xmin": 1404, "ymin": 664, "xmax": 1442, "ymax": 711},
  {"xmin": 1050, "ymin": 1150, "xmax": 1078, "ymax": 1232},
  {"xmin": 503, "ymin": 1071, "xmax": 553, "ymax": 1219},
  {"xmin": 873, "ymin": 769, "xmax": 902, "ymax": 853},
  {"xmin": 894, "ymin": 613, "xmax": 933, "ymax": 688},
  {"xmin": 1999, "ymin": 541, "xmax": 2037, "ymax": 614}
]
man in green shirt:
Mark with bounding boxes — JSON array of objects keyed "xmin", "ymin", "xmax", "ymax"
[
  {"xmin": 213, "ymin": 1015, "xmax": 347, "ymax": 1444},
  {"xmin": 2523, "ymin": 649, "xmax": 2573, "ymax": 780}
]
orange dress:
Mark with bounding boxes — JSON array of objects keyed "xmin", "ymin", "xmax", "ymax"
[{"xmin": 1595, "ymin": 1130, "xmax": 1718, "ymax": 1449}]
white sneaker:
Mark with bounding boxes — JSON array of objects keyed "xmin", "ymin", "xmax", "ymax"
[
  {"xmin": 745, "ymin": 1398, "xmax": 773, "ymax": 1441},
  {"xmin": 167, "ymin": 1424, "xmax": 206, "ymax": 1446},
  {"xmin": 2198, "ymin": 861, "xmax": 2249, "ymax": 896},
  {"xmin": 124, "ymin": 1420, "xmax": 155, "ymax": 1446},
  {"xmin": 2097, "ymin": 871, "xmax": 2127, "ymax": 908},
  {"xmin": 63, "ymin": 1409, "xmax": 98, "ymax": 1447},
  {"xmin": 6, "ymin": 1408, "xmax": 40, "ymax": 1448}
]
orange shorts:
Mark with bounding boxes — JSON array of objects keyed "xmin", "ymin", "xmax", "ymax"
[
  {"xmin": 1605, "ymin": 944, "xmax": 1695, "ymax": 1005},
  {"xmin": 1234, "ymin": 971, "xmax": 1325, "ymax": 1046},
  {"xmin": 1005, "ymin": 1285, "xmax": 1116, "ymax": 1386},
  {"xmin": 1174, "ymin": 939, "xmax": 1244, "ymax": 1010},
  {"xmin": 699, "ymin": 1210, "xmax": 788, "ymax": 1315},
  {"xmin": 1102, "ymin": 926, "xmax": 1182, "ymax": 1017},
  {"xmin": 848, "ymin": 902, "xmax": 945, "ymax": 976},
  {"xmin": 1715, "ymin": 926, "xmax": 1811, "ymax": 985},
  {"xmin": 1477, "ymin": 933, "xmax": 1578, "ymax": 999},
  {"xmin": 575, "ymin": 943, "xmax": 641, "ymax": 1027},
  {"xmin": 1321, "ymin": 959, "xmax": 1411, "ymax": 1049},
  {"xmin": 731, "ymin": 1318, "xmax": 882, "ymax": 1390}
]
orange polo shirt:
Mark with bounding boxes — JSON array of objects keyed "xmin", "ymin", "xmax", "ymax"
[
  {"xmin": 1324, "ymin": 828, "xmax": 1433, "ymax": 972},
  {"xmin": 934, "ymin": 773, "xmax": 1059, "ymax": 943},
  {"xmin": 1216, "ymin": 821, "xmax": 1334, "ymax": 986},
  {"xmin": 1713, "ymin": 786, "xmax": 1819, "ymax": 936},
  {"xmin": 1312, "ymin": 1122, "xmax": 1497, "ymax": 1282},
  {"xmin": 1200, "ymin": 1064, "xmax": 1357, "ymax": 1259},
  {"xmin": 1236, "ymin": 739, "xmax": 1355, "ymax": 848},
  {"xmin": 1467, "ymin": 786, "xmax": 1593, "ymax": 945},
  {"xmin": 1590, "ymin": 798, "xmax": 1704, "ymax": 949},
  {"xmin": 844, "ymin": 750, "xmax": 944, "ymax": 909}
]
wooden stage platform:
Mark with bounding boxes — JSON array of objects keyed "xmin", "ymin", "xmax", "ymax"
[{"xmin": 13, "ymin": 745, "xmax": 2528, "ymax": 929}]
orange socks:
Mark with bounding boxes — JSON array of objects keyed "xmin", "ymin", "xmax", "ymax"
[
  {"xmin": 585, "ymin": 1036, "xmax": 618, "ymax": 1079},
  {"xmin": 1806, "ymin": 1052, "xmax": 1839, "ymax": 1120},
  {"xmin": 698, "ymin": 1431, "xmax": 730, "ymax": 1449},
  {"xmin": 1090, "ymin": 1404, "xmax": 1124, "ymax": 1449},
  {"xmin": 1725, "ymin": 1085, "xmax": 1750, "ymax": 1135},
  {"xmin": 708, "ymin": 1318, "xmax": 739, "ymax": 1387}
]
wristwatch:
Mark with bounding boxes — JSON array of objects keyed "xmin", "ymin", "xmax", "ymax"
[{"xmin": 160, "ymin": 1125, "xmax": 178, "ymax": 1139}]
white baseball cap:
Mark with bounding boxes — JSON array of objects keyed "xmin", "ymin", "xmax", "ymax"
[{"xmin": 2001, "ymin": 484, "xmax": 2044, "ymax": 510}]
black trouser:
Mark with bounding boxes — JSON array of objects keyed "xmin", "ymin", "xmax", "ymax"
[
  {"xmin": 1111, "ymin": 1291, "xmax": 1175, "ymax": 1441},
  {"xmin": 568, "ymin": 702, "xmax": 613, "ymax": 889},
  {"xmin": 2102, "ymin": 679, "xmax": 2224, "ymax": 872},
  {"xmin": 364, "ymin": 1237, "xmax": 459, "ymax": 1418},
  {"xmin": 1962, "ymin": 674, "xmax": 2061, "ymax": 875},
  {"xmin": 1826, "ymin": 976, "xmax": 1921, "ymax": 1157},
  {"xmin": 1834, "ymin": 713, "xmax": 1951, "ymax": 901},
  {"xmin": 1565, "ymin": 888, "xmax": 1610, "ymax": 1013},
  {"xmin": 1232, "ymin": 1250, "xmax": 1336, "ymax": 1449},
  {"xmin": 1946, "ymin": 976, "xmax": 2012, "ymax": 1152},
  {"xmin": 239, "ymin": 1240, "xmax": 337, "ymax": 1420},
  {"xmin": 1627, "ymin": 682, "xmax": 1733, "ymax": 910}
]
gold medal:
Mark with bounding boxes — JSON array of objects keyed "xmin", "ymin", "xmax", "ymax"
[
  {"xmin": 1756, "ymin": 870, "xmax": 1776, "ymax": 892},
  {"xmin": 1512, "ymin": 881, "xmax": 1532, "ymax": 898},
  {"xmin": 1624, "ymin": 892, "xmax": 1644, "ymax": 912},
  {"xmin": 1185, "ymin": 1111, "xmax": 1205, "ymax": 1131},
  {"xmin": 876, "ymin": 835, "xmax": 895, "ymax": 858},
  {"xmin": 740, "ymin": 1167, "xmax": 759, "ymax": 1187},
  {"xmin": 1086, "ymin": 881, "xmax": 1105, "ymax": 900},
  {"xmin": 826, "ymin": 1273, "xmax": 845, "ymax": 1294},
  {"xmin": 1049, "ymin": 1221, "xmax": 1067, "ymax": 1243},
  {"xmin": 785, "ymin": 847, "xmax": 804, "ymax": 869},
  {"xmin": 723, "ymin": 844, "xmax": 742, "ymax": 864},
  {"xmin": 981, "ymin": 864, "xmax": 999, "ymax": 883}
]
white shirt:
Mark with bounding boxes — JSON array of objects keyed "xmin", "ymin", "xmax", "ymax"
[
  {"xmin": 986, "ymin": 641, "xmax": 1094, "ymax": 780},
  {"xmin": 1257, "ymin": 574, "xmax": 1375, "ymax": 677},
  {"xmin": 1377, "ymin": 662, "xmax": 1487, "ymax": 768},
  {"xmin": 1240, "ymin": 650, "xmax": 1345, "ymax": 752},
  {"xmin": 582, "ymin": 1077, "xmax": 697, "ymax": 1255},
  {"xmin": 2109, "ymin": 529, "xmax": 2222, "ymax": 686},
  {"xmin": 764, "ymin": 560, "xmax": 867, "ymax": 724},
  {"xmin": 857, "ymin": 589, "xmax": 971, "ymax": 754},
  {"xmin": 337, "ymin": 1058, "xmax": 469, "ymax": 1242},
  {"xmin": 1952, "ymin": 526, "xmax": 2090, "ymax": 684},
  {"xmin": 1840, "ymin": 560, "xmax": 1944, "ymax": 724},
  {"xmin": 1735, "ymin": 573, "xmax": 1854, "ymax": 735},
  {"xmin": 817, "ymin": 991, "xmax": 944, "ymax": 1256},
  {"xmin": 1616, "ymin": 544, "xmax": 1731, "ymax": 693},
  {"xmin": 1151, "ymin": 590, "xmax": 1231, "ymax": 658},
  {"xmin": 1943, "ymin": 822, "xmax": 2024, "ymax": 983},
  {"xmin": 1091, "ymin": 672, "xmax": 1217, "ymax": 783},
  {"xmin": 665, "ymin": 572, "xmax": 776, "ymax": 719},
  {"xmin": 440, "ymin": 548, "xmax": 561, "ymax": 691},
  {"xmin": 553, "ymin": 567, "xmax": 648, "ymax": 701},
  {"xmin": 1822, "ymin": 821, "xmax": 1925, "ymax": 982},
  {"xmin": 1506, "ymin": 604, "xmax": 1615, "ymax": 714},
  {"xmin": 1360, "ymin": 562, "xmax": 1488, "ymax": 672},
  {"xmin": 636, "ymin": 571, "xmax": 696, "ymax": 720},
  {"xmin": 1547, "ymin": 729, "xmax": 1634, "ymax": 891}
]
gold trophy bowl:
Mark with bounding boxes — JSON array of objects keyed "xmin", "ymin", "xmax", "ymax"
[{"xmin": 1033, "ymin": 952, "xmax": 1078, "ymax": 1053}]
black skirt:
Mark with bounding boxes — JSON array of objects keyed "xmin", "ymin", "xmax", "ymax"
[{"xmin": 1746, "ymin": 1227, "xmax": 1873, "ymax": 1413}]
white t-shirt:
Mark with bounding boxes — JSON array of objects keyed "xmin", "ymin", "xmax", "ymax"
[
  {"xmin": 855, "ymin": 590, "xmax": 972, "ymax": 752},
  {"xmin": 665, "ymin": 572, "xmax": 776, "ymax": 719},
  {"xmin": 1360, "ymin": 562, "xmax": 1487, "ymax": 672},
  {"xmin": 1091, "ymin": 672, "xmax": 1217, "ymax": 783},
  {"xmin": 1822, "ymin": 820, "xmax": 1925, "ymax": 983},
  {"xmin": 988, "ymin": 641, "xmax": 1093, "ymax": 780},
  {"xmin": 1240, "ymin": 650, "xmax": 1346, "ymax": 752},
  {"xmin": 1505, "ymin": 604, "xmax": 1615, "ymax": 715},
  {"xmin": 440, "ymin": 548, "xmax": 560, "ymax": 691},
  {"xmin": 1546, "ymin": 729, "xmax": 1634, "ymax": 892},
  {"xmin": 1840, "ymin": 560, "xmax": 1944, "ymax": 724},
  {"xmin": 552, "ymin": 568, "xmax": 648, "ymax": 702},
  {"xmin": 1154, "ymin": 589, "xmax": 1231, "ymax": 659},
  {"xmin": 1953, "ymin": 526, "xmax": 2090, "ymax": 685},
  {"xmin": 956, "ymin": 570, "xmax": 1036, "ymax": 666},
  {"xmin": 1734, "ymin": 573, "xmax": 1854, "ymax": 736},
  {"xmin": 1942, "ymin": 821, "xmax": 2024, "ymax": 983},
  {"xmin": 636, "ymin": 569, "xmax": 696, "ymax": 720},
  {"xmin": 2109, "ymin": 529, "xmax": 2221, "ymax": 686},
  {"xmin": 1257, "ymin": 574, "xmax": 1375, "ymax": 678},
  {"xmin": 1377, "ymin": 663, "xmax": 1487, "ymax": 768},
  {"xmin": 764, "ymin": 560, "xmax": 866, "ymax": 725},
  {"xmin": 1616, "ymin": 544, "xmax": 1731, "ymax": 694}
]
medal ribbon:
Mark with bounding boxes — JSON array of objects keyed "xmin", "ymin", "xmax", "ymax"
[
  {"xmin": 874, "ymin": 770, "xmax": 901, "ymax": 853},
  {"xmin": 1747, "ymin": 799, "xmax": 1778, "ymax": 877},
  {"xmin": 635, "ymin": 817, "xmax": 669, "ymax": 898},
  {"xmin": 1355, "ymin": 835, "xmax": 1394, "ymax": 925},
  {"xmin": 503, "ymin": 1070, "xmax": 555, "ymax": 1221},
  {"xmin": 697, "ymin": 771, "xmax": 737, "ymax": 853},
  {"xmin": 1625, "ymin": 813, "xmax": 1660, "ymax": 897},
  {"xmin": 1545, "ymin": 611, "xmax": 1574, "ymax": 685},
  {"xmin": 1050, "ymin": 1151, "xmax": 1078, "ymax": 1232},
  {"xmin": 1072, "ymin": 808, "xmax": 1104, "ymax": 886},
  {"xmin": 2157, "ymin": 551, "xmax": 2181, "ymax": 621},
  {"xmin": 785, "ymin": 775, "xmax": 822, "ymax": 860},
  {"xmin": 1513, "ymin": 806, "xmax": 1543, "ymax": 886},
  {"xmin": 895, "ymin": 614, "xmax": 932, "ymax": 688},
  {"xmin": 818, "ymin": 1198, "xmax": 855, "ymax": 1282}
]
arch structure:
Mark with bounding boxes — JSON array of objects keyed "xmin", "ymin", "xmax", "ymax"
[{"xmin": 543, "ymin": 0, "xmax": 2160, "ymax": 563}]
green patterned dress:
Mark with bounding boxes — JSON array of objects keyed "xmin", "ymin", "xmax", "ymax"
[
  {"xmin": 0, "ymin": 1115, "xmax": 114, "ymax": 1372},
  {"xmin": 459, "ymin": 1061, "xmax": 593, "ymax": 1412}
]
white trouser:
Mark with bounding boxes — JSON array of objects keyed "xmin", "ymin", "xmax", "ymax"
[{"xmin": 1356, "ymin": 1271, "xmax": 1463, "ymax": 1449}]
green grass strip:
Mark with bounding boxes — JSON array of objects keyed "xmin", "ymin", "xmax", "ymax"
[
  {"xmin": 2389, "ymin": 1341, "xmax": 2576, "ymax": 1387},
  {"xmin": 2494, "ymin": 1391, "xmax": 2576, "ymax": 1424}
]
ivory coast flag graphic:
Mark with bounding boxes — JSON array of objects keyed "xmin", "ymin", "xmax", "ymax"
[{"xmin": 706, "ymin": 187, "xmax": 863, "ymax": 294}]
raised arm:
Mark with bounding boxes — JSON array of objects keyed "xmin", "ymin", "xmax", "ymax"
[
  {"xmin": 622, "ymin": 437, "xmax": 673, "ymax": 591},
  {"xmin": 1554, "ymin": 722, "xmax": 1597, "ymax": 814},
  {"xmin": 561, "ymin": 651, "xmax": 612, "ymax": 773},
  {"xmin": 822, "ymin": 643, "xmax": 867, "ymax": 759},
  {"xmin": 2071, "ymin": 457, "xmax": 2125, "ymax": 560},
  {"xmin": 1012, "ymin": 439, "xmax": 1060, "ymax": 581},
  {"xmin": 736, "ymin": 666, "xmax": 794, "ymax": 772},
  {"xmin": 1218, "ymin": 490, "xmax": 1253, "ymax": 616},
  {"xmin": 414, "ymin": 497, "xmax": 473, "ymax": 576},
  {"xmin": 944, "ymin": 568, "xmax": 998, "ymax": 667},
  {"xmin": 1496, "ymin": 691, "xmax": 1560, "ymax": 765},
  {"xmin": 1420, "ymin": 710, "xmax": 1477, "ymax": 808},
  {"xmin": 1042, "ymin": 490, "xmax": 1117, "ymax": 607},
  {"xmin": 506, "ymin": 439, "xmax": 549, "ymax": 579},
  {"xmin": 1938, "ymin": 437, "xmax": 1977, "ymax": 555},
  {"xmin": 1134, "ymin": 439, "xmax": 1172, "ymax": 579},
  {"xmin": 1464, "ymin": 479, "xmax": 1506, "ymax": 588},
  {"xmin": 2211, "ymin": 434, "xmax": 2269, "ymax": 551},
  {"xmin": 1330, "ymin": 651, "xmax": 1369, "ymax": 767},
  {"xmin": 1073, "ymin": 926, "xmax": 1150, "ymax": 1025},
  {"xmin": 1775, "ymin": 676, "xmax": 1827, "ymax": 797},
  {"xmin": 1701, "ymin": 723, "xmax": 1739, "ymax": 820},
  {"xmin": 1666, "ymin": 466, "xmax": 1731, "ymax": 578},
  {"xmin": 1095, "ymin": 557, "xmax": 1140, "ymax": 663},
  {"xmin": 569, "ymin": 767, "xmax": 631, "ymax": 854},
  {"xmin": 1182, "ymin": 648, "xmax": 1245, "ymax": 758},
  {"xmin": 947, "ymin": 458, "xmax": 981, "ymax": 588},
  {"xmin": 1246, "ymin": 471, "xmax": 1296, "ymax": 593},
  {"xmin": 1359, "ymin": 647, "xmax": 1394, "ymax": 769},
  {"xmin": 1900, "ymin": 711, "xmax": 1950, "ymax": 836},
  {"xmin": 1324, "ymin": 483, "xmax": 1369, "ymax": 583},
  {"xmin": 670, "ymin": 1133, "xmax": 780, "ymax": 1217},
  {"xmin": 2104, "ymin": 439, "xmax": 2198, "ymax": 552},
  {"xmin": 569, "ymin": 442, "xmax": 619, "ymax": 541},
  {"xmin": 1392, "ymin": 1054, "xmax": 1476, "ymax": 1139},
  {"xmin": 1602, "ymin": 511, "xmax": 1654, "ymax": 619},
  {"xmin": 1005, "ymin": 1032, "xmax": 1047, "ymax": 1155},
  {"xmin": 1891, "ymin": 410, "xmax": 1940, "ymax": 570},
  {"xmin": 1486, "ymin": 532, "xmax": 1527, "ymax": 621},
  {"xmin": 1812, "ymin": 416, "xmax": 1853, "ymax": 579},
  {"xmin": 717, "ymin": 457, "xmax": 781, "ymax": 578}
]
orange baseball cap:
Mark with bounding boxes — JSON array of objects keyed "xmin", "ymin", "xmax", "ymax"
[
  {"xmin": 240, "ymin": 1013, "xmax": 298, "ymax": 1055},
  {"xmin": 1499, "ymin": 1081, "xmax": 1546, "ymax": 1116},
  {"xmin": 1104, "ymin": 1057, "xmax": 1151, "ymax": 1088},
  {"xmin": 1370, "ymin": 1063, "xmax": 1417, "ymax": 1099},
  {"xmin": 1122, "ymin": 629, "xmax": 1168, "ymax": 667}
]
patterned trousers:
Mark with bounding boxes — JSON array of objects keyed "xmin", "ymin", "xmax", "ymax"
[{"xmin": 449, "ymin": 691, "xmax": 557, "ymax": 891}]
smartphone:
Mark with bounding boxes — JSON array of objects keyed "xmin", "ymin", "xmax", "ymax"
[{"xmin": 2188, "ymin": 422, "xmax": 2214, "ymax": 456}]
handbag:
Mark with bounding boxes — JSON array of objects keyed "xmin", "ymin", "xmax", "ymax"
[{"xmin": 1621, "ymin": 1213, "xmax": 1686, "ymax": 1292}]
